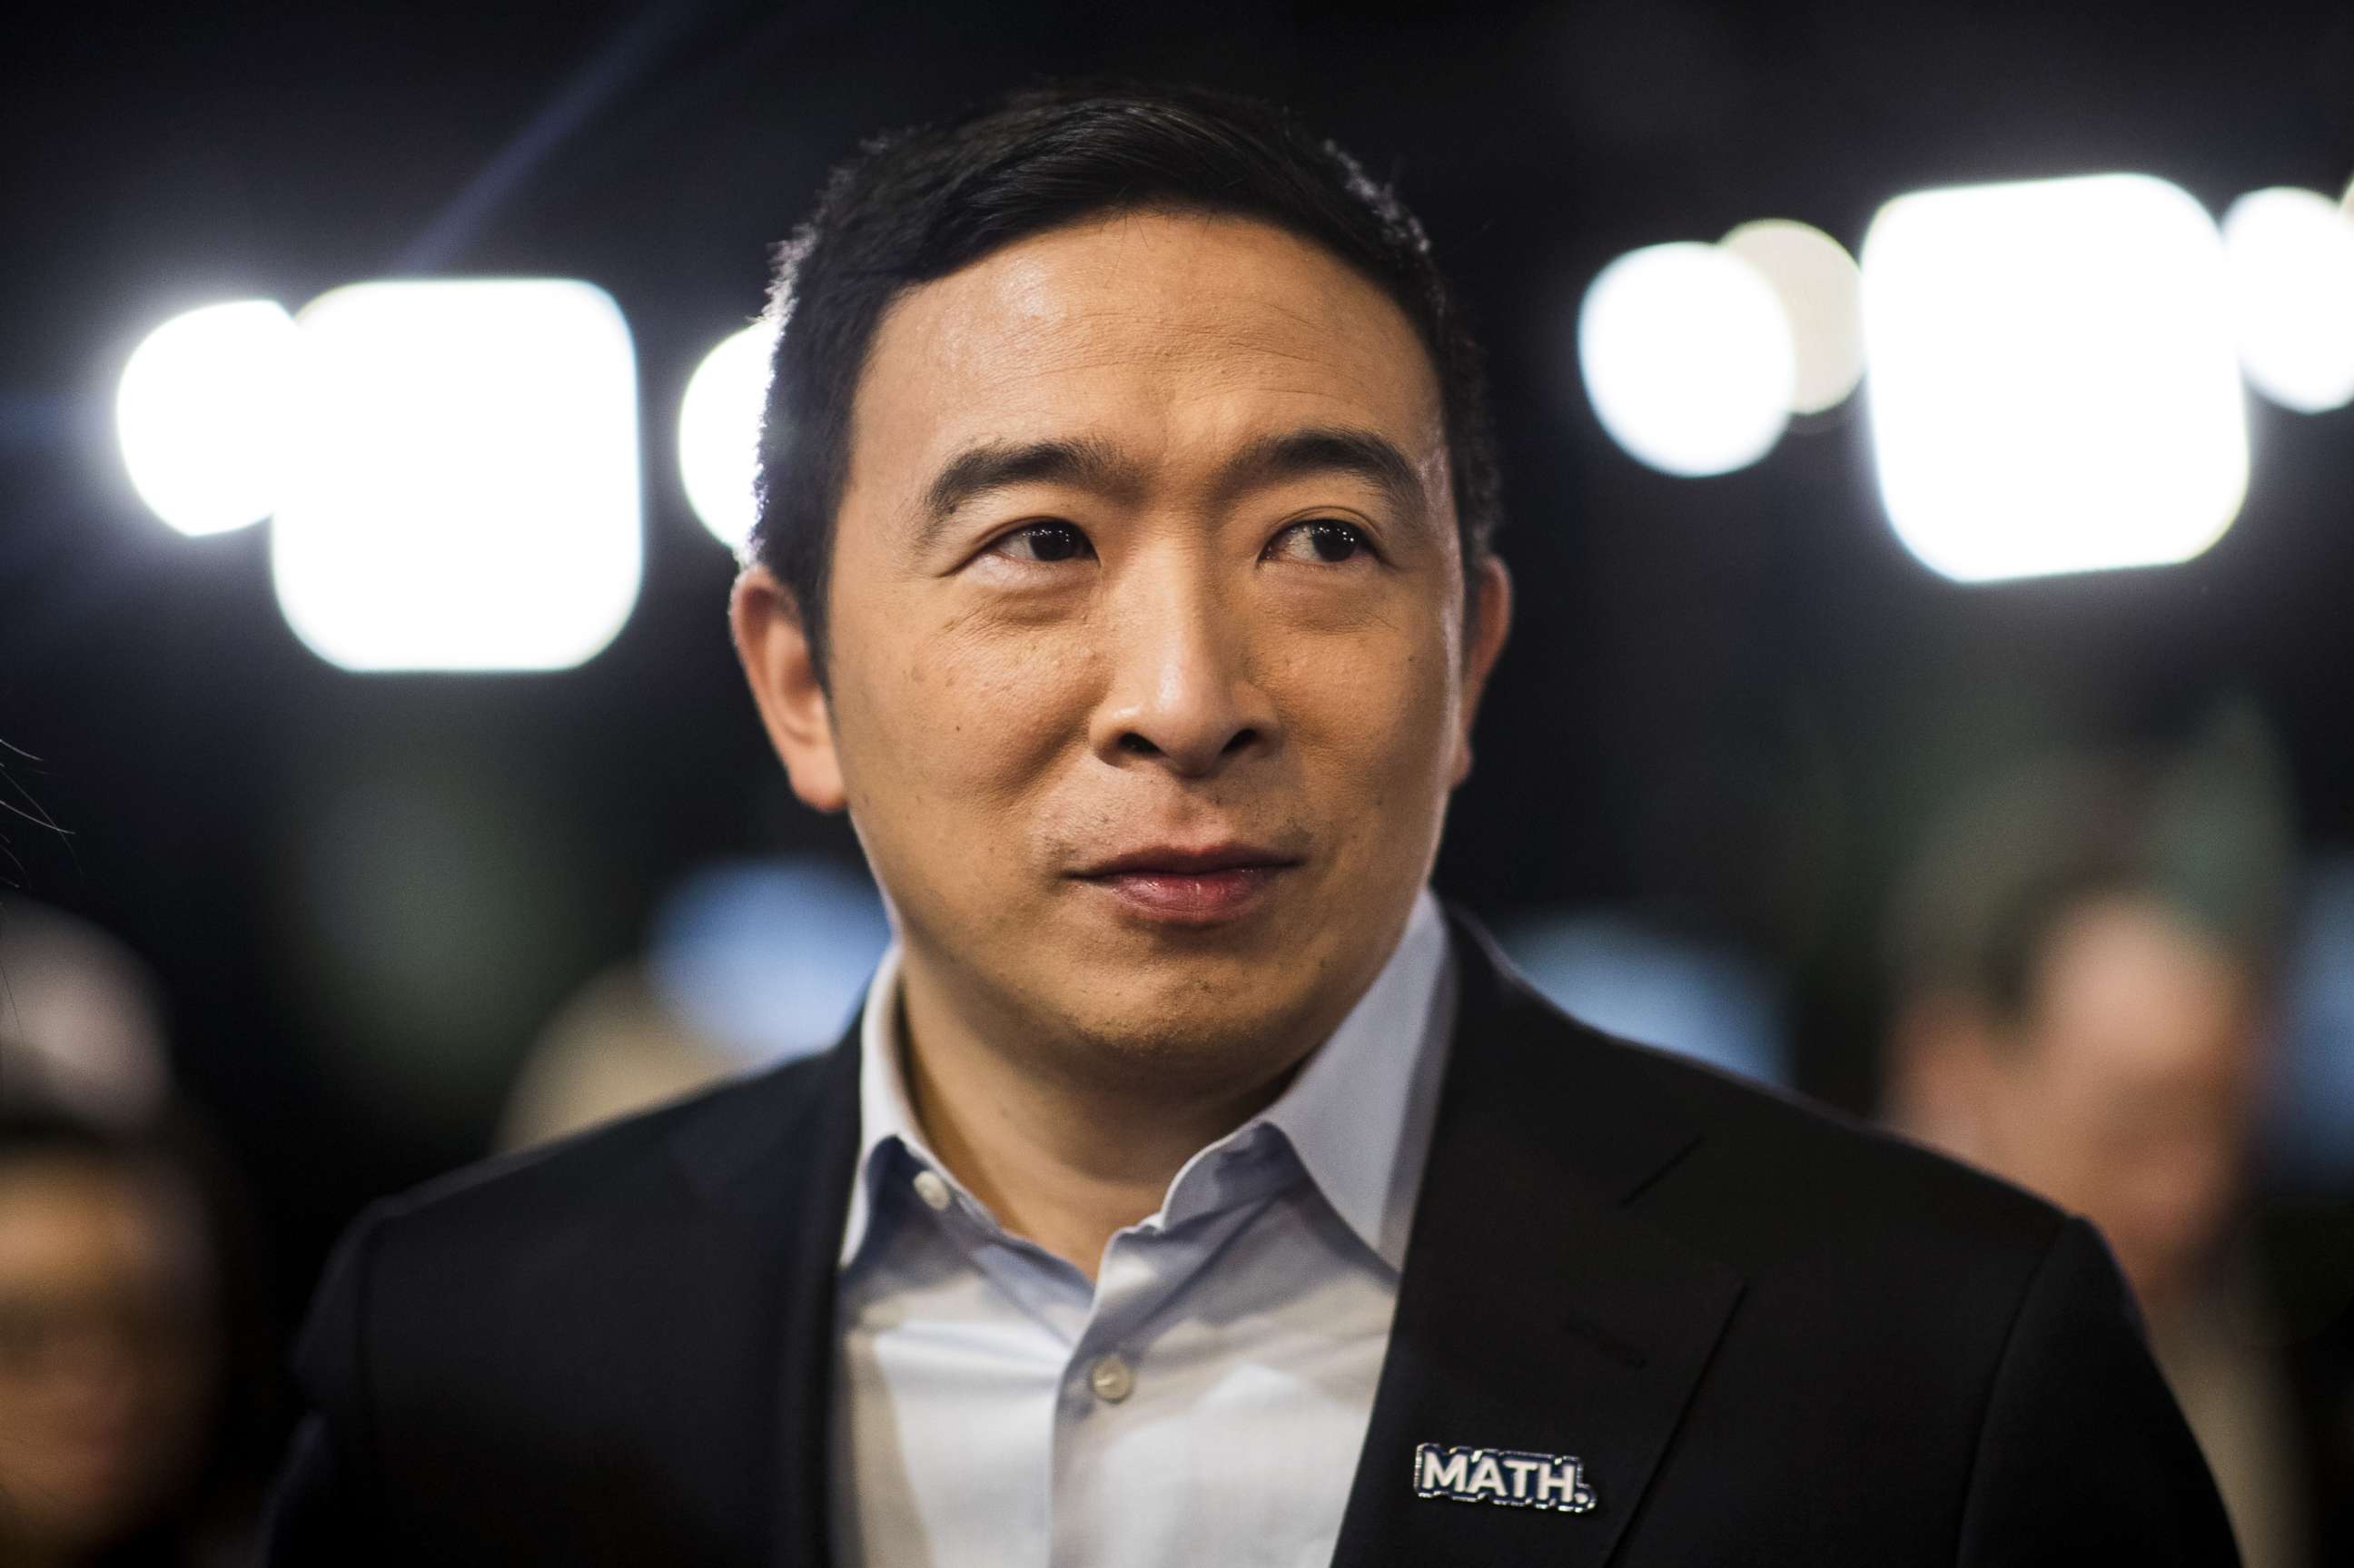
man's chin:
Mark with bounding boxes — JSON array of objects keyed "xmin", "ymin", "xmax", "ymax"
[
  {"xmin": 1024, "ymin": 947, "xmax": 1350, "ymax": 1085},
  {"xmin": 1044, "ymin": 1008, "xmax": 1322, "ymax": 1100}
]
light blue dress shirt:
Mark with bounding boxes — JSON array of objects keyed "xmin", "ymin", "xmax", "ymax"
[{"xmin": 831, "ymin": 889, "xmax": 1458, "ymax": 1567}]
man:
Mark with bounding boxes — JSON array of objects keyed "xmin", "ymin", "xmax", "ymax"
[
  {"xmin": 263, "ymin": 84, "xmax": 2237, "ymax": 1565},
  {"xmin": 1883, "ymin": 755, "xmax": 2311, "ymax": 1568},
  {"xmin": 0, "ymin": 1111, "xmax": 229, "ymax": 1565}
]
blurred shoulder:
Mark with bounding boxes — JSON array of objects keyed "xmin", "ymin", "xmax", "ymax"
[{"xmin": 353, "ymin": 1044, "xmax": 847, "ymax": 1260}]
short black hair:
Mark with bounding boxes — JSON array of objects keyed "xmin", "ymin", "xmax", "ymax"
[
  {"xmin": 1884, "ymin": 749, "xmax": 2283, "ymax": 1037},
  {"xmin": 748, "ymin": 80, "xmax": 1501, "ymax": 684}
]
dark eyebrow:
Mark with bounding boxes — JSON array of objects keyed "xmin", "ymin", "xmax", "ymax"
[
  {"xmin": 912, "ymin": 425, "xmax": 1431, "ymax": 550},
  {"xmin": 916, "ymin": 436, "xmax": 1140, "ymax": 546},
  {"xmin": 1212, "ymin": 427, "xmax": 1430, "ymax": 524}
]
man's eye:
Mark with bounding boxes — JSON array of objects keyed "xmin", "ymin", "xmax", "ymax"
[
  {"xmin": 990, "ymin": 521, "xmax": 1093, "ymax": 564},
  {"xmin": 1267, "ymin": 518, "xmax": 1373, "ymax": 566}
]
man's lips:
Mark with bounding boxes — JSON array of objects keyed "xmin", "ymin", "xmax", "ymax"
[
  {"xmin": 1074, "ymin": 843, "xmax": 1299, "ymax": 878},
  {"xmin": 1072, "ymin": 844, "xmax": 1301, "ymax": 924}
]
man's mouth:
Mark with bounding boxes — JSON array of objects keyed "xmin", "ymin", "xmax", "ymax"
[{"xmin": 1072, "ymin": 843, "xmax": 1301, "ymax": 925}]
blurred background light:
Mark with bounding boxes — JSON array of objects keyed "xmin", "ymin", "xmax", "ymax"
[
  {"xmin": 678, "ymin": 321, "xmax": 774, "ymax": 549},
  {"xmin": 270, "ymin": 280, "xmax": 641, "ymax": 671},
  {"xmin": 1720, "ymin": 219, "xmax": 1865, "ymax": 415},
  {"xmin": 495, "ymin": 853, "xmax": 889, "ymax": 1151},
  {"xmin": 2272, "ymin": 856, "xmax": 2354, "ymax": 1190},
  {"xmin": 1861, "ymin": 173, "xmax": 2248, "ymax": 583},
  {"xmin": 1578, "ymin": 241, "xmax": 1795, "ymax": 476},
  {"xmin": 645, "ymin": 853, "xmax": 891, "ymax": 1067},
  {"xmin": 2221, "ymin": 186, "xmax": 2354, "ymax": 414},
  {"xmin": 1495, "ymin": 910, "xmax": 1785, "ymax": 1086},
  {"xmin": 114, "ymin": 299, "xmax": 297, "ymax": 537}
]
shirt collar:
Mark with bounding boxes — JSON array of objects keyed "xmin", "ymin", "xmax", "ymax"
[
  {"xmin": 1251, "ymin": 887, "xmax": 1453, "ymax": 1270},
  {"xmin": 837, "ymin": 888, "xmax": 1455, "ymax": 1274},
  {"xmin": 837, "ymin": 939, "xmax": 920, "ymax": 1270}
]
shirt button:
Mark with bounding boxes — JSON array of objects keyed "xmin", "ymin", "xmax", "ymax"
[
  {"xmin": 1088, "ymin": 1355, "xmax": 1134, "ymax": 1404},
  {"xmin": 911, "ymin": 1169, "xmax": 952, "ymax": 1211}
]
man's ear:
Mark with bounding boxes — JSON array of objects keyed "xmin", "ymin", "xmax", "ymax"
[
  {"xmin": 1449, "ymin": 554, "xmax": 1514, "ymax": 790},
  {"xmin": 729, "ymin": 566, "xmax": 846, "ymax": 813}
]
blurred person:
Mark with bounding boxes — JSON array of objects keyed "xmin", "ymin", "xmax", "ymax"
[
  {"xmin": 1883, "ymin": 752, "xmax": 2312, "ymax": 1568},
  {"xmin": 265, "ymin": 83, "xmax": 2232, "ymax": 1565},
  {"xmin": 498, "ymin": 858, "xmax": 890, "ymax": 1151},
  {"xmin": 0, "ymin": 900, "xmax": 281, "ymax": 1566},
  {"xmin": 0, "ymin": 902, "xmax": 171, "ymax": 1131},
  {"xmin": 0, "ymin": 1111, "xmax": 252, "ymax": 1567},
  {"xmin": 493, "ymin": 965, "xmax": 740, "ymax": 1152}
]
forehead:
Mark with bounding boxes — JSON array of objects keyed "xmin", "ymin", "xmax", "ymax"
[
  {"xmin": 2031, "ymin": 897, "xmax": 2253, "ymax": 1077},
  {"xmin": 847, "ymin": 211, "xmax": 1446, "ymax": 487}
]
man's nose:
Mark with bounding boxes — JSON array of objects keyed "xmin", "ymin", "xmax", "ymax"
[{"xmin": 1089, "ymin": 570, "xmax": 1277, "ymax": 777}]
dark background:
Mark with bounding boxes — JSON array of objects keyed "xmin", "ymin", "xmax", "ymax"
[{"xmin": 5, "ymin": 0, "xmax": 2352, "ymax": 1348}]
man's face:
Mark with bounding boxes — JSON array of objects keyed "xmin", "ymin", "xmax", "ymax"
[
  {"xmin": 0, "ymin": 1159, "xmax": 217, "ymax": 1555},
  {"xmin": 1975, "ymin": 896, "xmax": 2262, "ymax": 1310},
  {"xmin": 736, "ymin": 211, "xmax": 1508, "ymax": 1090}
]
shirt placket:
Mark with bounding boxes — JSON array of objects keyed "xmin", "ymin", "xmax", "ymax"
[{"xmin": 1044, "ymin": 1127, "xmax": 1302, "ymax": 1567}]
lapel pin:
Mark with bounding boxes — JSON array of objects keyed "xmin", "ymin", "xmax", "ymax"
[{"xmin": 1413, "ymin": 1443, "xmax": 1597, "ymax": 1514}]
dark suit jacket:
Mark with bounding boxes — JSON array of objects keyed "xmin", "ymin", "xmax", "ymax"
[{"xmin": 262, "ymin": 912, "xmax": 2240, "ymax": 1565}]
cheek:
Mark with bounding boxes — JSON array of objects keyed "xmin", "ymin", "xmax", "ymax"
[
  {"xmin": 833, "ymin": 608, "xmax": 1097, "ymax": 841},
  {"xmin": 1278, "ymin": 620, "xmax": 1459, "ymax": 794},
  {"xmin": 1261, "ymin": 623, "xmax": 1460, "ymax": 903}
]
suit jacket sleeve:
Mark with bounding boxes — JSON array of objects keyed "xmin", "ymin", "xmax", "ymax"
[
  {"xmin": 259, "ymin": 1204, "xmax": 394, "ymax": 1566},
  {"xmin": 1955, "ymin": 1216, "xmax": 2240, "ymax": 1566}
]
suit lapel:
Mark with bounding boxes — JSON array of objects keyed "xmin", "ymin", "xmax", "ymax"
[
  {"xmin": 1330, "ymin": 915, "xmax": 1745, "ymax": 1568},
  {"xmin": 665, "ymin": 1028, "xmax": 864, "ymax": 1568},
  {"xmin": 658, "ymin": 917, "xmax": 1738, "ymax": 1568}
]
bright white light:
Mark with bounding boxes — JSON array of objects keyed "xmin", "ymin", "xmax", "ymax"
[
  {"xmin": 1721, "ymin": 220, "xmax": 1864, "ymax": 415},
  {"xmin": 271, "ymin": 280, "xmax": 642, "ymax": 672},
  {"xmin": 1862, "ymin": 173, "xmax": 2248, "ymax": 583},
  {"xmin": 1578, "ymin": 242, "xmax": 1795, "ymax": 477},
  {"xmin": 115, "ymin": 300, "xmax": 297, "ymax": 536},
  {"xmin": 2221, "ymin": 187, "xmax": 2354, "ymax": 413},
  {"xmin": 678, "ymin": 321, "xmax": 775, "ymax": 548}
]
